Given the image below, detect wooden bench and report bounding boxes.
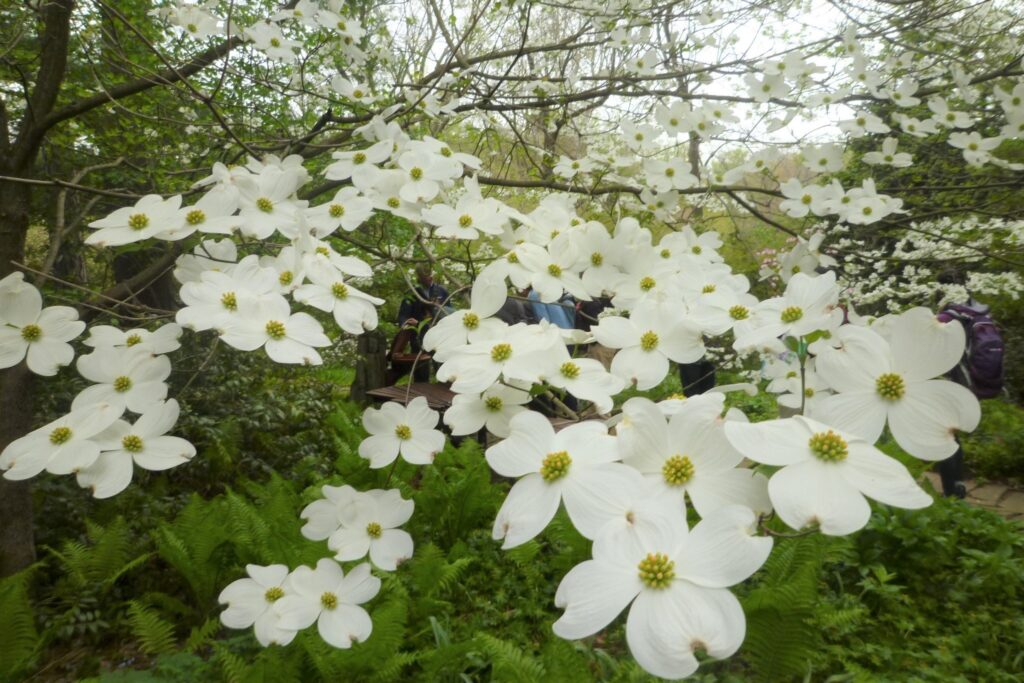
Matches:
[365,382,456,411]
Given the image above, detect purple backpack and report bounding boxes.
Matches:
[937,303,1005,399]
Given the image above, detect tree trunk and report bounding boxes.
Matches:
[0,178,38,577]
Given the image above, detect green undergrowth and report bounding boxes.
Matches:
[4,357,1023,682]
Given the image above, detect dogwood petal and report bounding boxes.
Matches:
[492,473,561,549]
[563,464,645,540]
[724,419,810,466]
[814,390,888,443]
[843,443,932,508]
[888,380,980,460]
[687,468,772,518]
[891,307,965,381]
[677,505,772,588]
[768,460,870,536]
[369,529,413,570]
[552,559,640,639]
[328,528,372,562]
[318,604,372,648]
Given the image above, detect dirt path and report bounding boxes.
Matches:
[922,471,1024,522]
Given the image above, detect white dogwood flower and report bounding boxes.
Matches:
[326,488,414,570]
[617,396,771,517]
[0,278,84,376]
[814,308,980,460]
[218,564,297,646]
[553,505,772,679]
[592,304,704,390]
[444,383,531,438]
[83,323,182,354]
[486,410,639,547]
[0,403,120,480]
[357,397,445,468]
[73,347,171,414]
[76,399,195,498]
[725,416,931,535]
[275,559,380,648]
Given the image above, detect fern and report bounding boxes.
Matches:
[741,534,832,681]
[127,601,177,655]
[214,643,252,683]
[475,633,547,682]
[184,617,221,653]
[369,651,420,682]
[0,566,40,679]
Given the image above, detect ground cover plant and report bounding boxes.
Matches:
[2,0,1024,680]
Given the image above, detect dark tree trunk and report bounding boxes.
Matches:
[0,179,38,577]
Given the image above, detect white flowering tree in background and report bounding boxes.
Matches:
[1,0,1023,677]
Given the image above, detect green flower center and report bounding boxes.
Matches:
[269,37,281,48]
[459,214,473,227]
[540,450,571,481]
[484,396,503,412]
[186,209,206,225]
[320,591,338,610]
[490,343,512,362]
[279,271,293,286]
[547,264,563,277]
[875,372,906,401]
[50,426,72,445]
[662,455,695,486]
[264,587,284,603]
[394,424,412,440]
[780,306,804,324]
[590,252,604,266]
[506,252,520,264]
[366,522,382,538]
[640,331,659,351]
[702,284,716,293]
[804,387,815,397]
[801,194,812,205]
[729,305,749,320]
[121,434,144,453]
[186,22,197,32]
[692,245,702,254]
[639,276,656,291]
[410,167,424,180]
[660,248,671,258]
[113,376,133,393]
[315,246,330,256]
[20,324,42,342]
[560,361,580,379]
[265,320,287,340]
[128,213,149,230]
[329,203,345,218]
[665,167,675,177]
[462,312,479,330]
[808,430,849,463]
[353,152,367,164]
[256,197,274,213]
[638,552,675,589]
[387,197,401,208]
[221,291,238,310]
[126,334,143,347]
[332,282,349,299]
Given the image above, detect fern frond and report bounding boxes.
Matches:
[369,651,420,682]
[475,633,546,683]
[127,601,177,655]
[0,566,40,679]
[214,643,251,683]
[184,617,221,653]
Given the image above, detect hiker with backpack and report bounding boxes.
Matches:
[935,271,1006,498]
